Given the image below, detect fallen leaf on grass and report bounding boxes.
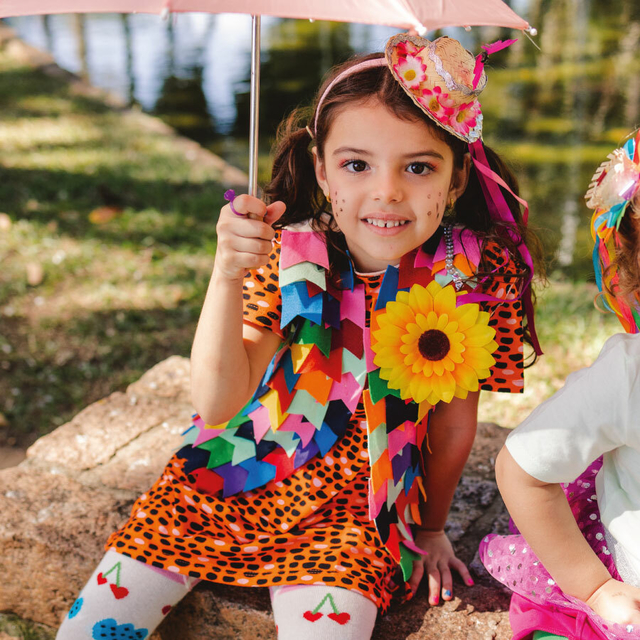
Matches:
[25,199,40,212]
[88,206,123,225]
[26,262,44,286]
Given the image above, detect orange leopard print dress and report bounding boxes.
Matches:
[106,234,525,613]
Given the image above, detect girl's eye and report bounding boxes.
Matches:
[407,162,434,175]
[343,160,368,173]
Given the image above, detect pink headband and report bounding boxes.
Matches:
[312,57,387,135]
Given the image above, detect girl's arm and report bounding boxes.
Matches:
[409,392,478,603]
[190,195,286,425]
[496,446,640,626]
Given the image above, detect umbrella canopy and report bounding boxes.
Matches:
[1,0,530,34]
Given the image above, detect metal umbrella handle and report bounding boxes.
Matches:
[248,14,261,198]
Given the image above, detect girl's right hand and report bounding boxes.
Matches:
[214,194,286,281]
[586,578,640,627]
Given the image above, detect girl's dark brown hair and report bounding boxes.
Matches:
[263,52,545,359]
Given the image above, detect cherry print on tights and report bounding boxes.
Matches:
[303,592,352,625]
[97,560,130,600]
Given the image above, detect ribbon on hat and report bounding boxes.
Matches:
[473,39,517,90]
[469,140,542,356]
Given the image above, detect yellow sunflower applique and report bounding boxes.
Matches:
[370,281,498,406]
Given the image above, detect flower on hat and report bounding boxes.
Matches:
[393,54,427,91]
[419,86,454,122]
[371,281,497,405]
[396,40,423,58]
[448,101,482,137]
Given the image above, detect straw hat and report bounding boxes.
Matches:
[385,34,486,143]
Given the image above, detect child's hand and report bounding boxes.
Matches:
[215,194,286,281]
[585,578,640,627]
[408,529,474,604]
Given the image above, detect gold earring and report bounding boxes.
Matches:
[445,198,456,215]
[326,193,331,204]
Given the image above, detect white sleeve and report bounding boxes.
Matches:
[505,334,636,483]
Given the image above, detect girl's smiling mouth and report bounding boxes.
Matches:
[363,216,411,232]
[364,218,409,227]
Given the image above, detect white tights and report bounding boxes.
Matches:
[56,551,378,640]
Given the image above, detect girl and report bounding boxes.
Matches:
[58,34,541,640]
[480,131,640,640]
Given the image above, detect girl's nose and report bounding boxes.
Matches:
[372,171,403,204]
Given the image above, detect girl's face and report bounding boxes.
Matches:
[314,99,470,273]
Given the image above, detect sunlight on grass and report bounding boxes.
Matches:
[0,41,626,452]
[479,281,620,429]
[0,53,225,446]
[0,613,55,640]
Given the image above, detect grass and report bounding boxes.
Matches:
[0,614,55,640]
[0,35,624,451]
[0,44,227,448]
[478,279,620,428]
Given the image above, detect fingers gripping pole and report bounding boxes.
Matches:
[249,15,261,197]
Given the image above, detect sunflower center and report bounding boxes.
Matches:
[418,329,450,361]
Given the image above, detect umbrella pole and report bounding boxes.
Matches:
[248,14,261,197]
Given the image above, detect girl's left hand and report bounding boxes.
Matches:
[408,529,474,604]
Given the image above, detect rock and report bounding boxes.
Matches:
[374,587,512,640]
[156,587,275,640]
[126,355,192,404]
[26,391,189,472]
[0,356,513,639]
[0,467,132,627]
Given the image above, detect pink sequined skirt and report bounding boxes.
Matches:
[480,458,640,640]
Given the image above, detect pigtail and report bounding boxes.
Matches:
[263,107,351,283]
[264,108,324,228]
[453,144,545,281]
[456,146,542,274]
[452,143,546,364]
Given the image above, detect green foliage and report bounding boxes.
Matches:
[0,614,55,640]
[479,280,620,428]
[0,50,226,447]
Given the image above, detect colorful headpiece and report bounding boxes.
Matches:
[586,130,640,333]
[311,33,541,354]
[386,34,485,143]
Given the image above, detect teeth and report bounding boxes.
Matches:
[365,219,407,228]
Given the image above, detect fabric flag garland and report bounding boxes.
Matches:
[177,222,509,577]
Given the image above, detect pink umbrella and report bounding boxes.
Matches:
[0,0,535,194]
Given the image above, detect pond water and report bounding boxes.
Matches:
[6,1,640,279]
